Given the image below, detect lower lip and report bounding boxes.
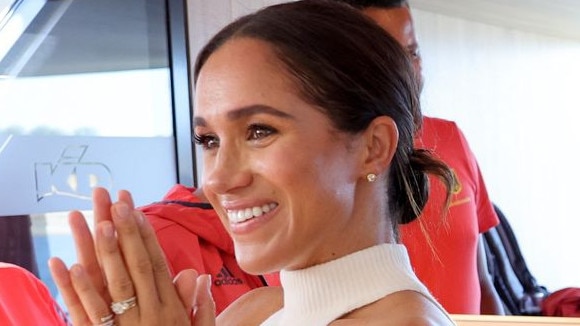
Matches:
[229,208,276,235]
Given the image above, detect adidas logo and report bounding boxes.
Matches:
[214,266,243,286]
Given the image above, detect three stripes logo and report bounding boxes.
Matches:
[214,266,243,286]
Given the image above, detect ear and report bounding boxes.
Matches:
[360,116,399,180]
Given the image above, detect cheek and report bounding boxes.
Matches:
[254,141,354,200]
[252,145,309,186]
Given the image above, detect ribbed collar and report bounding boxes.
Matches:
[261,244,432,325]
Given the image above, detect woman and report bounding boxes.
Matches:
[49,1,455,325]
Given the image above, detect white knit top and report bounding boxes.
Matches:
[260,243,451,325]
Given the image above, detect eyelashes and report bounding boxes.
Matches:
[193,123,279,150]
[193,133,219,150]
[247,123,276,140]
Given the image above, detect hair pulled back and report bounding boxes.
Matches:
[194,0,453,227]
[334,0,409,9]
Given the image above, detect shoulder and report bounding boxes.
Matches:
[419,116,473,161]
[0,263,54,304]
[0,263,38,287]
[333,290,454,326]
[217,286,283,326]
[0,264,68,325]
[422,116,458,129]
[421,116,463,140]
[140,192,218,234]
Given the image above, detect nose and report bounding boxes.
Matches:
[413,57,424,92]
[202,144,252,195]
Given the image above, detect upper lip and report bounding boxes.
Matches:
[220,197,276,211]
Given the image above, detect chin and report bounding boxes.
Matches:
[235,244,281,276]
[237,257,271,276]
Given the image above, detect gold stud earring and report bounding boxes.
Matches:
[366,173,377,183]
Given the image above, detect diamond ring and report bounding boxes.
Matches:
[110,296,138,315]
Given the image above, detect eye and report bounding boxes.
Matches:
[194,133,219,150]
[408,47,420,59]
[247,123,277,141]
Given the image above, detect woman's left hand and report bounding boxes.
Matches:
[49,188,216,325]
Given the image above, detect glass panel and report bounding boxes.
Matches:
[0,0,179,314]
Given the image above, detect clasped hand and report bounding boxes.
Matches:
[49,188,216,325]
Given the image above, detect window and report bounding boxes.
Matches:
[0,0,193,310]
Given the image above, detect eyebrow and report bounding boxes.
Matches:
[193,104,295,127]
[407,43,419,52]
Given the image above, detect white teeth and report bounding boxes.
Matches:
[262,204,270,213]
[252,207,263,217]
[227,203,277,223]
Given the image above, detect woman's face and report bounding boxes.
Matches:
[194,38,369,274]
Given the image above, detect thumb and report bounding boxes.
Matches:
[174,269,198,315]
[192,274,216,325]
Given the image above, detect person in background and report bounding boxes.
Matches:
[327,0,505,315]
[0,262,69,325]
[48,1,456,324]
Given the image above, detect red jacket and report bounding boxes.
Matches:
[0,263,69,325]
[139,185,266,314]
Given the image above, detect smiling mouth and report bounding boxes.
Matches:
[227,203,278,223]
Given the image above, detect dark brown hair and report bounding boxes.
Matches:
[193,0,452,231]
[330,0,409,9]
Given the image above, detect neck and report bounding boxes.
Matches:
[193,187,208,202]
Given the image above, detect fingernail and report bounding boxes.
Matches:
[71,264,84,277]
[114,203,130,219]
[135,211,144,225]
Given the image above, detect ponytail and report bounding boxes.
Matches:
[388,147,454,226]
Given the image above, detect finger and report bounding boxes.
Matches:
[174,269,199,315]
[69,211,108,298]
[48,258,92,326]
[95,219,140,320]
[117,189,135,210]
[192,274,216,325]
[134,209,177,304]
[69,263,115,325]
[108,203,160,313]
[92,187,113,283]
[93,187,113,225]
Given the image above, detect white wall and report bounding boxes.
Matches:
[186,0,580,292]
[414,9,580,291]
